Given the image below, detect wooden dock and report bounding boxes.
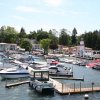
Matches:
[50,76,84,81]
[5,81,29,88]
[26,66,100,95]
[28,66,100,95]
[50,78,100,95]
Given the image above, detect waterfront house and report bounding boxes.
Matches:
[0,43,17,52]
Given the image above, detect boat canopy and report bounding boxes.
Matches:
[30,70,49,81]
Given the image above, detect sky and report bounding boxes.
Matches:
[0,0,100,35]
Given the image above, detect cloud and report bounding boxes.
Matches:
[15,6,41,13]
[12,15,27,21]
[43,0,63,7]
[47,9,88,17]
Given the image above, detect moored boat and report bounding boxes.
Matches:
[92,63,100,70]
[29,70,54,94]
[0,65,29,79]
[86,59,100,68]
[48,63,73,77]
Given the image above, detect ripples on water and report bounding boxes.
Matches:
[0,64,100,100]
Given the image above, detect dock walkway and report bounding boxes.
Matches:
[5,81,29,88]
[50,78,100,95]
[50,76,84,81]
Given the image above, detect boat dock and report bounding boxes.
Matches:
[50,78,100,95]
[5,66,100,95]
[28,66,100,95]
[5,81,29,88]
[50,76,84,81]
[5,78,100,95]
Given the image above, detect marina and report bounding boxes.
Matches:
[2,61,100,95]
[0,52,100,100]
[1,0,100,99]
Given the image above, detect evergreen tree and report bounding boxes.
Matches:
[19,27,26,38]
[71,28,77,45]
[59,29,70,46]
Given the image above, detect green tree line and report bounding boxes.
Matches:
[0,26,100,52]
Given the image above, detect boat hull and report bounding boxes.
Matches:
[35,86,54,94]
[92,65,100,70]
[29,82,54,94]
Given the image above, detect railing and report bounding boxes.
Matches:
[53,81,100,94]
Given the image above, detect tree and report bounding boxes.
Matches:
[49,34,58,52]
[59,29,70,46]
[51,29,58,36]
[5,33,18,43]
[79,30,100,50]
[19,27,26,38]
[36,29,49,42]
[40,39,51,55]
[71,28,77,45]
[20,39,32,52]
[28,31,37,39]
[0,26,18,43]
[0,26,6,42]
[95,36,100,50]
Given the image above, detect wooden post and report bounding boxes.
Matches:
[80,82,81,92]
[92,82,94,93]
[62,83,63,93]
[74,83,75,92]
[5,78,7,86]
[72,66,73,76]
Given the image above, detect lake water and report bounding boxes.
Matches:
[0,63,100,100]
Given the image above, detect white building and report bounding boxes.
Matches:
[32,44,42,51]
[0,43,17,52]
[76,39,85,57]
[0,43,8,52]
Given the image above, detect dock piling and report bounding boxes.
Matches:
[92,82,94,93]
[80,82,81,92]
[62,83,63,93]
[74,83,75,92]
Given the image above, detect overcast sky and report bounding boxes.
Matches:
[0,0,100,35]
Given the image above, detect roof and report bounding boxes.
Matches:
[31,69,49,73]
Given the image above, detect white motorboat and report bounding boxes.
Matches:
[29,70,54,94]
[48,63,73,76]
[0,65,29,79]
